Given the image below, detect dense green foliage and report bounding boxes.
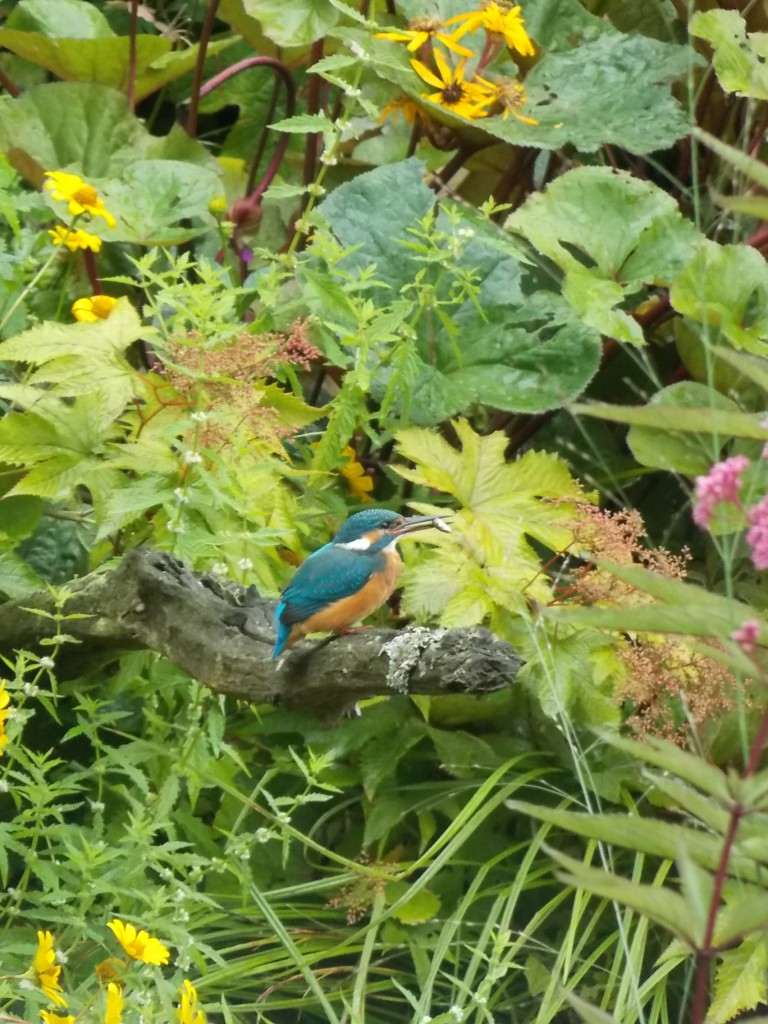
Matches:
[2,1,768,1022]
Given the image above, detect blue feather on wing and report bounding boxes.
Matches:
[271,545,384,657]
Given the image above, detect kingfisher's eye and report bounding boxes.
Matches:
[389,517,405,530]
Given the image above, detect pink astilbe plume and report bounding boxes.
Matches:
[747,495,768,569]
[692,455,750,529]
[732,619,761,654]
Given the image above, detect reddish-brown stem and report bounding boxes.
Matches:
[406,120,422,158]
[690,704,768,1024]
[127,0,139,112]
[186,0,221,137]
[246,75,283,195]
[0,64,20,98]
[82,250,101,294]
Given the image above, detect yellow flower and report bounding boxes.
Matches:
[33,931,67,1007]
[41,1013,75,1024]
[49,226,102,253]
[446,2,535,57]
[410,51,494,119]
[0,681,9,757]
[44,171,116,227]
[107,918,170,965]
[376,16,474,56]
[473,75,538,123]
[339,446,374,503]
[105,982,123,1024]
[378,95,427,126]
[72,295,118,322]
[208,195,228,215]
[176,980,205,1024]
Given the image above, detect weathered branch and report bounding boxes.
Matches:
[0,549,522,717]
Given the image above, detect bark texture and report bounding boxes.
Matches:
[0,548,522,716]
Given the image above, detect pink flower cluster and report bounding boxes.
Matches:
[693,454,768,572]
[692,455,749,529]
[731,619,761,654]
[747,496,768,570]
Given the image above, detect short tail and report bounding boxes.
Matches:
[272,603,291,659]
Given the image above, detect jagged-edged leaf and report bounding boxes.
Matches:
[546,846,701,947]
[606,734,732,804]
[0,299,144,363]
[714,889,768,948]
[690,9,768,100]
[506,800,761,881]
[708,935,768,1024]
[0,496,45,542]
[94,476,176,541]
[670,242,768,353]
[394,420,583,620]
[101,160,220,245]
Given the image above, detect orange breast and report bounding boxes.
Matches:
[289,549,402,643]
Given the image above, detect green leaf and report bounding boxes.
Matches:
[448,33,693,155]
[394,421,583,621]
[507,800,761,881]
[0,549,45,598]
[0,496,44,542]
[269,112,337,135]
[708,936,768,1024]
[101,160,221,245]
[625,382,742,475]
[690,9,768,100]
[575,399,768,441]
[241,0,339,46]
[693,128,768,192]
[0,82,215,182]
[385,881,442,925]
[319,157,435,293]
[546,845,701,947]
[670,242,768,353]
[506,167,701,343]
[8,0,114,38]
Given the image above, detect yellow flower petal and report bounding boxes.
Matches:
[105,982,124,1024]
[32,931,67,1007]
[72,295,118,323]
[49,226,102,253]
[176,979,206,1024]
[107,918,170,965]
[40,1013,75,1024]
[44,170,116,228]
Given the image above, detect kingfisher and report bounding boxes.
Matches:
[272,508,451,658]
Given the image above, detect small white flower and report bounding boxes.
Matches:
[22,682,39,696]
[184,450,203,464]
[345,86,362,99]
[0,779,9,793]
[320,152,338,166]
[169,522,186,534]
[237,557,254,571]
[38,656,55,670]
[89,800,106,813]
[349,41,365,57]
[173,487,189,504]
[18,979,33,991]
[450,1007,464,1022]
[457,227,475,240]
[190,410,209,423]
[210,562,228,577]
[255,828,272,844]
[55,949,68,965]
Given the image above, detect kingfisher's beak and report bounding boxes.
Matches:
[389,514,452,536]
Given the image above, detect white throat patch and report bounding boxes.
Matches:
[337,537,372,551]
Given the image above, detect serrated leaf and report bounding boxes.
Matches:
[708,936,768,1024]
[546,845,701,947]
[269,113,336,134]
[394,420,583,621]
